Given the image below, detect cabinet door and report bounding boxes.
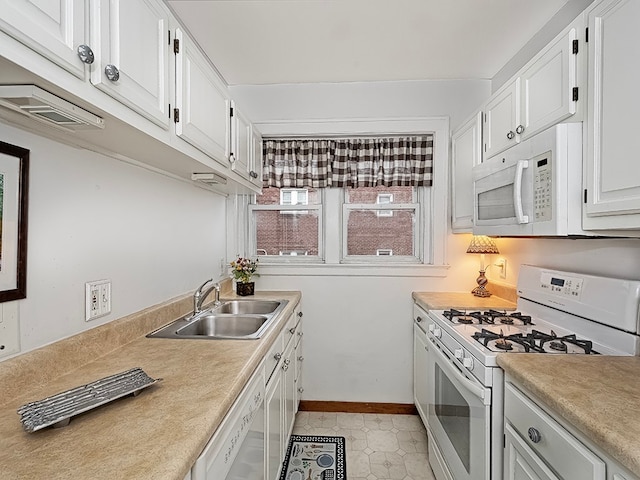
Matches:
[483,79,520,159]
[413,324,429,427]
[504,424,561,480]
[230,105,251,179]
[451,112,482,232]
[174,28,230,165]
[0,0,87,79]
[584,0,640,229]
[265,364,283,480]
[250,127,264,188]
[520,28,577,141]
[282,336,296,449]
[90,0,170,128]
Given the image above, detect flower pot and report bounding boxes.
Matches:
[236,281,255,296]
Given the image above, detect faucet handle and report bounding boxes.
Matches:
[195,278,214,295]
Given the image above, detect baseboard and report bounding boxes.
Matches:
[298,400,418,415]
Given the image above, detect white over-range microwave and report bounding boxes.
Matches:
[472,123,589,237]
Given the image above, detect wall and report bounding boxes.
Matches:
[230,80,490,404]
[0,122,227,357]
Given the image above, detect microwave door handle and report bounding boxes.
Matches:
[514,160,530,224]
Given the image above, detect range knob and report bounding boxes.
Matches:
[433,327,442,339]
[462,357,474,369]
[428,324,435,333]
[454,348,464,359]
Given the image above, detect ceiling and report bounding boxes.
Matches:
[167,0,571,86]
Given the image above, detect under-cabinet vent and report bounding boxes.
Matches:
[191,173,227,185]
[0,85,104,130]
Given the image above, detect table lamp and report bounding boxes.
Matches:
[466,235,499,297]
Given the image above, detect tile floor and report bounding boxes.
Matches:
[291,411,436,480]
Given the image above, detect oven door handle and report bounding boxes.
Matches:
[431,343,491,405]
[513,159,529,224]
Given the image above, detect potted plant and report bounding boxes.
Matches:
[230,256,259,296]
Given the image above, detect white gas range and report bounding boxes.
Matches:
[415,265,640,480]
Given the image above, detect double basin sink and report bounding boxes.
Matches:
[147,299,288,340]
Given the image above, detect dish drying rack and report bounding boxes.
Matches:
[17,367,160,432]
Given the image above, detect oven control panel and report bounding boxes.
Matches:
[539,272,583,298]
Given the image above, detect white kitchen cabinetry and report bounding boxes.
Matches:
[451,111,482,231]
[90,0,170,129]
[483,27,579,160]
[583,0,640,230]
[174,28,231,166]
[504,378,626,480]
[0,0,88,79]
[230,104,252,180]
[250,127,264,189]
[265,354,284,480]
[413,315,429,427]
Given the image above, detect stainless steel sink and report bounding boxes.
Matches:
[146,299,288,340]
[213,300,280,315]
[177,314,268,338]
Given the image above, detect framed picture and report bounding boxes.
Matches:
[0,141,29,302]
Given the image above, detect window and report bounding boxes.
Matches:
[343,186,419,262]
[250,188,322,260]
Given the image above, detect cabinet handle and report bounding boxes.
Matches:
[229,153,236,163]
[297,332,303,337]
[297,387,304,393]
[506,130,515,140]
[297,311,303,318]
[297,356,304,361]
[416,316,423,323]
[289,327,296,334]
[104,64,120,82]
[516,124,525,134]
[273,352,282,361]
[527,427,542,443]
[77,45,95,64]
[249,171,258,179]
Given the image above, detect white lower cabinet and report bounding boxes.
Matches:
[504,377,640,480]
[265,358,284,480]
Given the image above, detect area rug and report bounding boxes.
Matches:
[280,435,346,480]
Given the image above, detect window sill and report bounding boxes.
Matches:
[257,263,451,278]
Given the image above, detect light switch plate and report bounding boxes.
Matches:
[85,280,111,321]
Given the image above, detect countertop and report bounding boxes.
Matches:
[499,355,640,477]
[412,291,517,311]
[0,290,301,480]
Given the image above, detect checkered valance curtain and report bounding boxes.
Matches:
[262,135,433,188]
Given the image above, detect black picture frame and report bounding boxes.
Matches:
[0,141,29,302]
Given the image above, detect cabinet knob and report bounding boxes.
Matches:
[273,352,282,361]
[507,130,516,140]
[289,327,296,334]
[229,153,236,163]
[516,124,525,134]
[297,331,303,337]
[527,427,542,443]
[416,316,423,323]
[297,387,304,393]
[77,45,95,64]
[297,356,304,362]
[250,171,258,179]
[297,311,303,318]
[104,64,120,82]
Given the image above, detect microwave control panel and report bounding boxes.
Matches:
[533,154,552,222]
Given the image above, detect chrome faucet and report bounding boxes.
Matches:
[193,279,221,316]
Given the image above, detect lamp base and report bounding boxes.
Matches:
[471,269,492,297]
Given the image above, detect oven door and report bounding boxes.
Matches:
[427,341,492,480]
[473,154,534,236]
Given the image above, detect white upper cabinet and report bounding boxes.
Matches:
[90,0,170,129]
[230,104,252,180]
[483,26,579,160]
[451,111,482,232]
[583,0,640,230]
[174,28,230,166]
[0,0,88,79]
[250,127,264,189]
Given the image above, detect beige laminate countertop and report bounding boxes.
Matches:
[412,292,516,311]
[499,355,640,477]
[0,290,301,480]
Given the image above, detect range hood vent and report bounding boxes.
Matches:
[191,172,227,185]
[0,85,104,130]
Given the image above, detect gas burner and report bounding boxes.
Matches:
[483,310,534,326]
[472,329,544,353]
[442,309,494,324]
[530,330,596,354]
[456,316,475,324]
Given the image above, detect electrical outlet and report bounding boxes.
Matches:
[495,258,507,279]
[219,257,227,277]
[85,280,111,321]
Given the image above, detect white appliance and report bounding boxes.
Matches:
[420,265,640,480]
[473,123,587,236]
